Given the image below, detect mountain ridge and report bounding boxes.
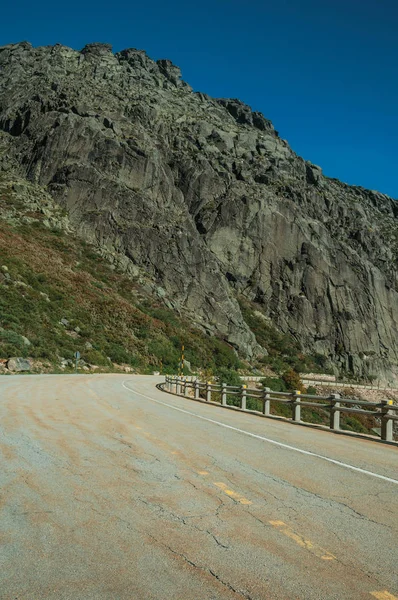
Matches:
[1,41,397,382]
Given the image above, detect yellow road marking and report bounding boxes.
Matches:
[214,482,252,505]
[197,470,209,475]
[371,592,398,600]
[269,520,335,560]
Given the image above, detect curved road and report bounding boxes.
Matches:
[0,374,397,600]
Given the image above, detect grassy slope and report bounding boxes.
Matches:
[0,176,241,374]
[0,219,245,373]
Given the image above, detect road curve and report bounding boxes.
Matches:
[0,374,397,600]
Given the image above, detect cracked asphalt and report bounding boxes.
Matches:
[0,374,397,600]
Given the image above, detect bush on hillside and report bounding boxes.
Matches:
[213,367,241,386]
[210,338,241,370]
[259,376,288,392]
[282,369,305,392]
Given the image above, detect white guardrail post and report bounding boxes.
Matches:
[194,379,200,399]
[221,383,227,406]
[176,377,181,395]
[206,381,212,402]
[293,391,301,422]
[381,400,393,442]
[263,387,271,416]
[183,377,187,396]
[330,394,341,431]
[241,385,247,410]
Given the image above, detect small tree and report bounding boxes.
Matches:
[282,369,305,392]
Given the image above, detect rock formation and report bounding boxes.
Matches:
[1,41,397,381]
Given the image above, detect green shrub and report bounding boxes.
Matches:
[341,416,368,434]
[148,308,180,328]
[260,376,288,392]
[239,299,299,357]
[301,408,325,424]
[311,353,330,371]
[0,329,25,348]
[212,368,241,407]
[84,350,110,366]
[106,344,131,364]
[148,338,180,369]
[0,343,25,358]
[214,367,241,386]
[271,401,292,419]
[210,338,240,370]
[282,369,305,392]
[30,346,57,361]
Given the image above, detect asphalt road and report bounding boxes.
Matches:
[0,374,397,600]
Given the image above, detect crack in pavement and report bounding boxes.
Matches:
[232,459,393,530]
[146,531,255,599]
[137,496,231,549]
[245,509,384,588]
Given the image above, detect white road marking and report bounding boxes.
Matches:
[121,381,398,486]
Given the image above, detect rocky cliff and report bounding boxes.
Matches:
[1,41,397,381]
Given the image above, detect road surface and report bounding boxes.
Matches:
[0,374,397,600]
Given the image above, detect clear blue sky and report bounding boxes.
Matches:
[1,0,397,198]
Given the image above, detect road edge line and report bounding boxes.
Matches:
[121,381,398,486]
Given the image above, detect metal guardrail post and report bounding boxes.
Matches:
[381,400,393,442]
[241,385,247,410]
[221,383,227,406]
[330,394,341,430]
[183,377,187,396]
[293,391,301,422]
[206,382,212,402]
[263,387,271,416]
[176,377,181,395]
[194,380,200,399]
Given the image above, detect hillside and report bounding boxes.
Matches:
[1,173,326,376]
[0,42,397,381]
[0,174,241,374]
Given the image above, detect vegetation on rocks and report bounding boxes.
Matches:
[0,178,243,374]
[0,175,321,378]
[239,298,332,375]
[1,42,398,383]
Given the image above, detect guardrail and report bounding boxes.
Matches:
[161,376,398,443]
[241,375,398,392]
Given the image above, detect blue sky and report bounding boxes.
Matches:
[1,0,397,197]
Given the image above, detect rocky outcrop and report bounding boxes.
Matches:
[0,41,397,381]
[7,357,31,372]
